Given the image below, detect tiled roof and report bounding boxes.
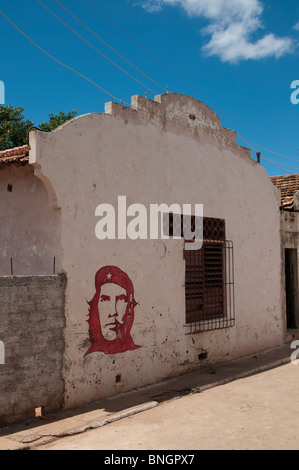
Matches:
[0,145,30,165]
[270,174,299,210]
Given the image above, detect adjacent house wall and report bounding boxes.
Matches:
[281,211,299,248]
[25,93,283,409]
[0,275,66,425]
[280,211,299,332]
[0,164,61,276]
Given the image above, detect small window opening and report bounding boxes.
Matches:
[35,406,44,417]
[198,352,208,360]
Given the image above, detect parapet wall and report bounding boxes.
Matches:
[105,93,251,160]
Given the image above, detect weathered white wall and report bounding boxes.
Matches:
[0,164,61,275]
[29,93,283,409]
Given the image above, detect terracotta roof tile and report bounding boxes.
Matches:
[0,145,30,165]
[270,174,299,210]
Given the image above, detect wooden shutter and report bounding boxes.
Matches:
[203,242,225,319]
[184,248,204,323]
[184,217,226,324]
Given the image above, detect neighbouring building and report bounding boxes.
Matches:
[271,174,299,334]
[0,93,285,424]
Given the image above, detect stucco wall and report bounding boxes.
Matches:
[281,211,299,248]
[0,164,61,276]
[29,93,283,409]
[0,275,66,425]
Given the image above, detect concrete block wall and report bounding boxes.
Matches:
[0,274,66,425]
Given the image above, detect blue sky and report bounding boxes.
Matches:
[1,0,299,176]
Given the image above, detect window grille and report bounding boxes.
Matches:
[184,239,235,333]
[164,213,235,333]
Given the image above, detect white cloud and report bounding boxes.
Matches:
[142,0,294,62]
[293,22,299,31]
[142,0,164,12]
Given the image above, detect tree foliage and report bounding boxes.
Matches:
[0,105,77,150]
[0,105,33,151]
[38,110,77,132]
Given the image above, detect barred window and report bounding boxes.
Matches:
[165,213,235,332]
[183,217,234,333]
[184,240,225,322]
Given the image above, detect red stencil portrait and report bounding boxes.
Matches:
[85,265,141,356]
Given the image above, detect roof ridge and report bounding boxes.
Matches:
[0,144,30,158]
[0,144,30,166]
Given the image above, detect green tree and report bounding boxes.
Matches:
[0,106,77,150]
[38,110,77,132]
[0,105,33,150]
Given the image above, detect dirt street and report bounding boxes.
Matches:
[36,362,299,450]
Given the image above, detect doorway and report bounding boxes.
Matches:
[285,249,299,329]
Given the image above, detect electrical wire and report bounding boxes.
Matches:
[87,0,179,77]
[237,134,299,163]
[237,133,299,167]
[262,156,297,174]
[54,0,166,93]
[87,0,299,154]
[0,8,130,106]
[238,134,299,173]
[1,7,297,176]
[35,0,157,95]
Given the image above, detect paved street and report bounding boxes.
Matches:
[36,362,299,450]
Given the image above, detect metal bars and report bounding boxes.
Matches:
[184,239,235,334]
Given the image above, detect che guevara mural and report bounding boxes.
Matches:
[84,266,141,356]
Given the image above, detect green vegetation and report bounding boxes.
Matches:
[0,105,77,150]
